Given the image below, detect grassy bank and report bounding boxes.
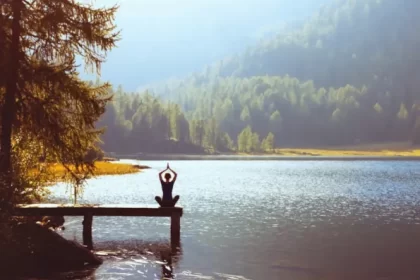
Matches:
[256,142,420,157]
[47,161,144,181]
[270,148,420,157]
[234,143,420,157]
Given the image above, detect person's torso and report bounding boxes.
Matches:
[161,181,174,200]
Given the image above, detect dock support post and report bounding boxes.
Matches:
[170,211,181,248]
[82,213,93,250]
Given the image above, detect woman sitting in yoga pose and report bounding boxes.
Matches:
[155,163,180,207]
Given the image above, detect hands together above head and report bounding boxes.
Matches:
[160,163,177,175]
[166,163,177,176]
[166,162,175,172]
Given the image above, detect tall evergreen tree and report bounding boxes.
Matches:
[0,0,119,207]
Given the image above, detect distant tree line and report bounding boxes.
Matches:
[96,85,207,154]
[152,76,413,149]
[98,75,414,154]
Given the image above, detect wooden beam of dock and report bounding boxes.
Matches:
[14,204,183,250]
[14,204,183,217]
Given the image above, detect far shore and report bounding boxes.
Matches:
[110,143,420,161]
[116,154,420,161]
[131,155,420,161]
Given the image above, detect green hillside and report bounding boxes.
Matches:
[98,0,420,153]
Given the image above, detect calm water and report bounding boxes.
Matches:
[46,160,420,280]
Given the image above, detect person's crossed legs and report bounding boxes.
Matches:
[155,195,180,207]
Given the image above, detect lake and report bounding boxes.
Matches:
[47,160,420,280]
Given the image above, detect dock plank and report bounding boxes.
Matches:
[14,204,183,217]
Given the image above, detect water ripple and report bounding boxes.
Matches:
[46,160,420,280]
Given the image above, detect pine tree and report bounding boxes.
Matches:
[251,133,260,152]
[397,103,408,120]
[220,133,234,151]
[0,0,119,206]
[237,126,253,152]
[261,132,275,152]
[240,106,251,122]
[169,104,181,140]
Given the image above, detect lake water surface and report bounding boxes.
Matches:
[48,160,420,280]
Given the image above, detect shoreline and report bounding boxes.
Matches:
[118,154,420,161]
[112,144,420,161]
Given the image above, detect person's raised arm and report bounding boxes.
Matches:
[159,169,166,182]
[169,167,177,182]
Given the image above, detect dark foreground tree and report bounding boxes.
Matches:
[0,0,119,210]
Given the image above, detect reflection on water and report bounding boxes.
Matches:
[44,240,182,280]
[41,160,420,279]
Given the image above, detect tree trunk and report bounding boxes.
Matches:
[0,0,22,209]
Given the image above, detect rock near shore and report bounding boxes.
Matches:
[0,221,102,277]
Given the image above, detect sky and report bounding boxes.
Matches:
[80,0,332,90]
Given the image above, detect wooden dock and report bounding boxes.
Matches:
[14,204,183,250]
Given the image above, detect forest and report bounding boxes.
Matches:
[97,0,420,154]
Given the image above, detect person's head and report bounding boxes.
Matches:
[164,173,172,182]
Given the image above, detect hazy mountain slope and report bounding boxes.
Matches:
[213,0,420,90]
[97,0,420,153]
[79,0,331,90]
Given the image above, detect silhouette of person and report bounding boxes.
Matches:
[155,163,180,207]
